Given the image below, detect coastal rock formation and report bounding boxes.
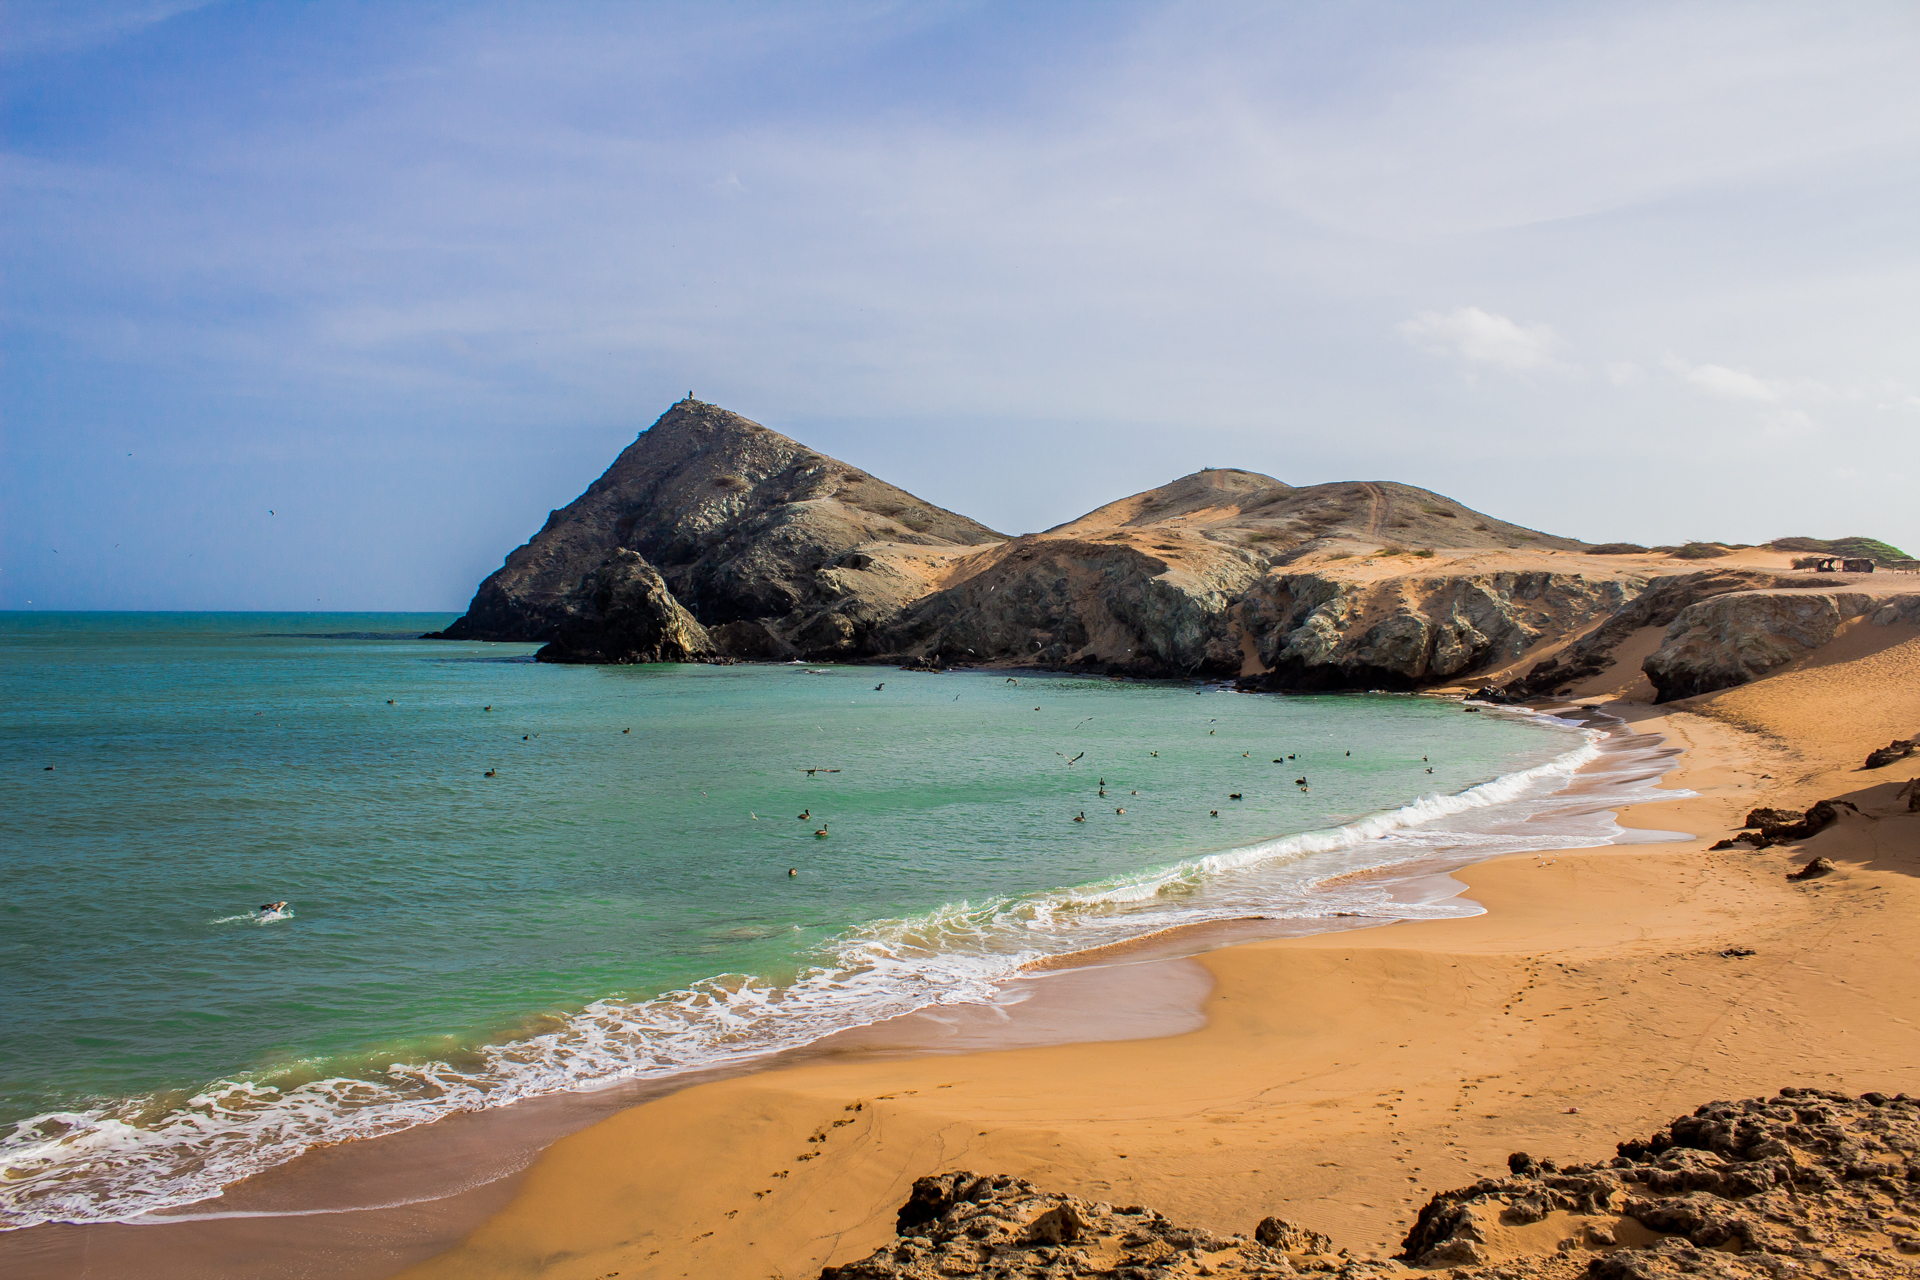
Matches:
[881,469,1601,680]
[1707,799,1845,850]
[817,1170,1347,1279]
[1502,570,1792,699]
[1865,737,1917,770]
[1238,571,1634,691]
[533,550,715,665]
[434,399,1004,657]
[1400,1088,1920,1278]
[824,1091,1920,1280]
[1643,592,1920,702]
[877,535,1265,677]
[436,397,1912,693]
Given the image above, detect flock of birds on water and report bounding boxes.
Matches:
[177,669,1445,916]
[425,670,1445,886]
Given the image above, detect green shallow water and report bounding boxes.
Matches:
[0,612,1591,1225]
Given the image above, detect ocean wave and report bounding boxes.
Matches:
[0,713,1667,1230]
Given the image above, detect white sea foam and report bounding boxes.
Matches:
[0,710,1680,1230]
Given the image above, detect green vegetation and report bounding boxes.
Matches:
[1769,535,1911,565]
[1671,542,1732,560]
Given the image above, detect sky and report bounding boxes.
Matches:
[4,0,1918,610]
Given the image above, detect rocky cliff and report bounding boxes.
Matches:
[1643,590,1920,702]
[874,468,1608,681]
[438,398,1908,695]
[435,399,1004,656]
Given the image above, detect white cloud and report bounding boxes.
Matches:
[1399,307,1565,372]
[1681,362,1782,402]
[1761,408,1818,438]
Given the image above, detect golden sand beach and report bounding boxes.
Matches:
[394,619,1920,1277]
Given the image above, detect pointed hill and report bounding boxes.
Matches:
[438,399,1005,653]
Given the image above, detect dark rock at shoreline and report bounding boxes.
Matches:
[1865,737,1917,769]
[1708,799,1846,850]
[532,549,715,665]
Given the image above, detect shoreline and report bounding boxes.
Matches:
[380,632,1916,1278]
[0,706,1690,1278]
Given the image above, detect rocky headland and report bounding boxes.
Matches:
[436,399,1916,702]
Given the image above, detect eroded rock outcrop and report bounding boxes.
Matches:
[533,549,715,665]
[1643,592,1920,702]
[1503,570,1793,699]
[818,1170,1347,1279]
[816,1091,1920,1279]
[1865,738,1918,770]
[1706,799,1847,850]
[1400,1089,1920,1278]
[877,537,1264,677]
[1239,572,1634,692]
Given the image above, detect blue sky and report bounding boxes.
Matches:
[4,0,1918,609]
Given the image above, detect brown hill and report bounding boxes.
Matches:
[438,398,1912,697]
[436,399,1004,656]
[1046,468,1581,556]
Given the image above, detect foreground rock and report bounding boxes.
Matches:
[818,1170,1348,1279]
[825,1091,1919,1279]
[1865,737,1918,770]
[1401,1088,1920,1277]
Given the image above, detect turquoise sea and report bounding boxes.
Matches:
[0,613,1636,1228]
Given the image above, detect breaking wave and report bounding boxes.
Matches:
[0,709,1675,1230]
